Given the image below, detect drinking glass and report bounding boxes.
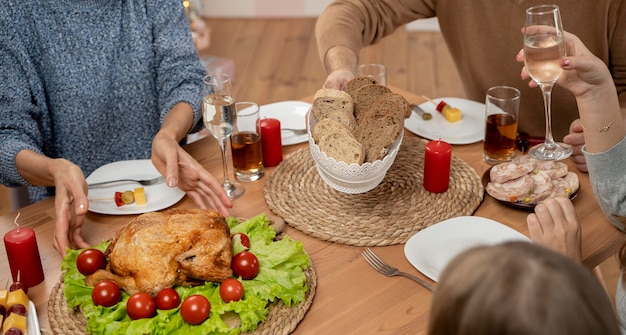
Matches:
[231,102,264,182]
[523,4,571,160]
[483,86,521,164]
[202,73,245,199]
[357,63,387,86]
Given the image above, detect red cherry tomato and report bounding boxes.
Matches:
[219,278,244,302]
[77,249,107,276]
[126,292,156,320]
[231,233,250,248]
[91,280,122,307]
[232,251,259,280]
[180,295,211,325]
[114,192,124,207]
[156,288,181,310]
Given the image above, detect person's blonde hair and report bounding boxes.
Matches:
[428,241,619,335]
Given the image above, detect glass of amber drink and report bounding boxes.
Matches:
[483,86,521,164]
[231,102,264,181]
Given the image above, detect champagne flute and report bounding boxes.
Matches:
[202,73,245,199]
[523,4,571,160]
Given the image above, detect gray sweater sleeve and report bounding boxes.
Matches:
[583,136,626,231]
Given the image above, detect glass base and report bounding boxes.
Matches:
[483,152,515,165]
[223,180,245,200]
[528,142,572,161]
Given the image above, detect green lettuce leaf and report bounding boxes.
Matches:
[61,213,309,335]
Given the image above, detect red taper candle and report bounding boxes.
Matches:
[4,218,45,288]
[257,118,283,167]
[423,139,452,193]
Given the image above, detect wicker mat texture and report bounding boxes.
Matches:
[264,137,484,246]
[48,256,316,335]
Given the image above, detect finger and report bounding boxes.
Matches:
[527,213,544,241]
[533,202,555,233]
[54,203,71,257]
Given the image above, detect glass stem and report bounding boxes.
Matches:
[540,83,556,149]
[219,136,231,184]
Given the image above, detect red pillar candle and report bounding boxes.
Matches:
[423,139,452,193]
[4,227,45,288]
[257,118,283,167]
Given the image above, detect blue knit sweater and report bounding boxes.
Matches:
[0,0,205,203]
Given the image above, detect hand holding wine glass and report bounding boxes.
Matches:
[202,73,245,199]
[523,4,572,161]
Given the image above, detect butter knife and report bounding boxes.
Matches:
[411,104,432,120]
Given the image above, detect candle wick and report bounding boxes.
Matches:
[13,212,21,230]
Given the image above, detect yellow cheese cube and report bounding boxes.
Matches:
[443,107,462,122]
[0,289,8,309]
[2,312,27,333]
[6,289,29,313]
[134,187,147,205]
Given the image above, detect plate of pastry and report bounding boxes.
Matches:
[482,155,579,210]
[404,216,530,282]
[404,97,485,145]
[259,100,311,146]
[86,160,185,215]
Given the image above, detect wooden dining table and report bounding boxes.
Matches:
[1,87,624,335]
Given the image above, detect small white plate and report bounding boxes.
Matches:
[404,216,530,282]
[404,97,485,145]
[259,100,311,146]
[28,300,40,335]
[86,160,185,215]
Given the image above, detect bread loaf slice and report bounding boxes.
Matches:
[353,112,402,162]
[311,88,357,130]
[351,84,392,115]
[312,118,350,143]
[345,77,378,97]
[318,128,365,165]
[356,92,411,125]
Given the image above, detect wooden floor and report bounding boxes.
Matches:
[0,17,620,305]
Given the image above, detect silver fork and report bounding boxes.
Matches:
[87,176,165,189]
[362,248,434,292]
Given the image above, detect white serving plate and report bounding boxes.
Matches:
[404,97,485,145]
[404,216,530,281]
[86,160,185,215]
[259,100,311,146]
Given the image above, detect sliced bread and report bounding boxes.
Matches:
[317,128,366,165]
[353,112,402,162]
[356,92,410,125]
[345,76,379,97]
[311,88,357,130]
[312,118,350,143]
[351,84,392,115]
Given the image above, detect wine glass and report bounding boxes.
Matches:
[202,73,245,199]
[523,4,571,160]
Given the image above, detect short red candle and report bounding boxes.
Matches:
[257,118,283,167]
[4,227,45,288]
[423,139,452,193]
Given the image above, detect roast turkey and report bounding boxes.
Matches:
[85,208,233,296]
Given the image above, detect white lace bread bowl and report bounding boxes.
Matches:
[307,111,403,194]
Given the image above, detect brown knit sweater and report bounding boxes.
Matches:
[316,0,626,139]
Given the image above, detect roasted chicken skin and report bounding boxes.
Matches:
[86,209,233,296]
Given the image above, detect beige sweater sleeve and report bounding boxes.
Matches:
[314,0,434,71]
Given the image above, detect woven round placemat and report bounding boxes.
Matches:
[264,137,484,246]
[47,259,316,335]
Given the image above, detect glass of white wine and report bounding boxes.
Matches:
[202,73,245,199]
[523,4,571,161]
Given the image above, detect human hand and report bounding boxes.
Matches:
[517,30,610,96]
[563,119,588,172]
[323,69,355,91]
[527,197,582,262]
[151,132,232,217]
[51,160,91,257]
